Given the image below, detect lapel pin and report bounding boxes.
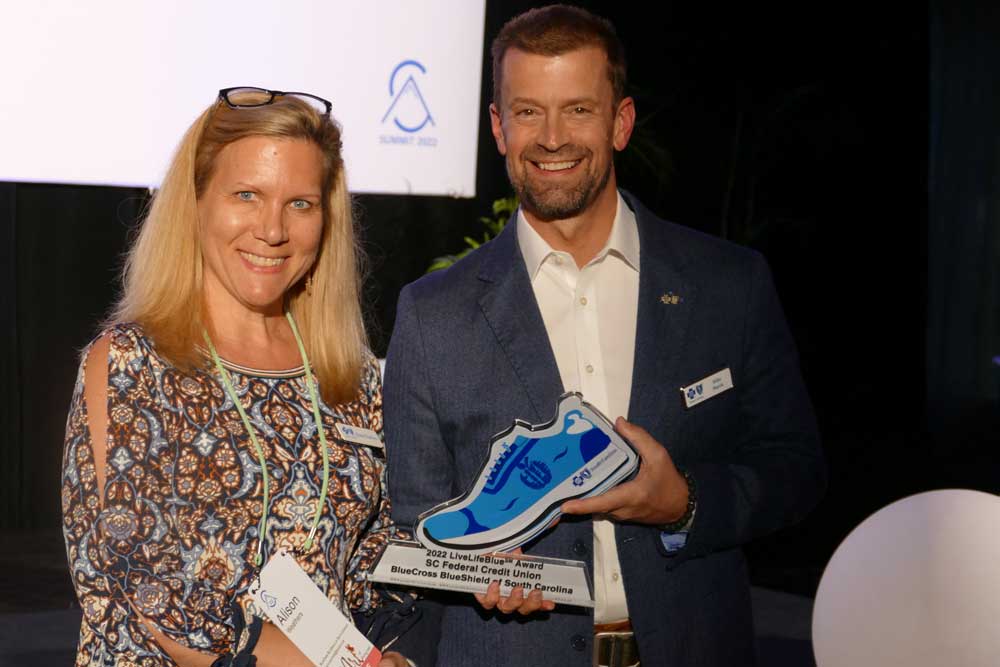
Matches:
[660,292,682,305]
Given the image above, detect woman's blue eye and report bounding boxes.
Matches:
[237,191,255,201]
[290,200,312,210]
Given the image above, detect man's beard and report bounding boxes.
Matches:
[507,152,611,222]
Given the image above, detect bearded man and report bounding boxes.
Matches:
[384,5,826,666]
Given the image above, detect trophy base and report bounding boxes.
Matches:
[370,539,594,608]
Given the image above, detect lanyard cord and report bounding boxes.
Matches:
[202,311,330,567]
[286,312,331,554]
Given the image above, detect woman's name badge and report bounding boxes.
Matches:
[253,550,381,667]
[336,422,384,449]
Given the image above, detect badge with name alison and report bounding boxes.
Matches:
[253,550,381,667]
[370,392,638,608]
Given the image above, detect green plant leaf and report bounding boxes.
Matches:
[425,195,519,274]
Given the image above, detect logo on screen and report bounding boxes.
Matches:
[382,60,435,133]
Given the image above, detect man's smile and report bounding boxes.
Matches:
[532,159,583,172]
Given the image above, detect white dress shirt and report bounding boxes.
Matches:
[516,192,639,623]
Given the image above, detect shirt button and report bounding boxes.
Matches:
[571,634,587,652]
[585,364,594,374]
[612,572,620,582]
[579,296,588,306]
[571,540,588,557]
[553,255,563,265]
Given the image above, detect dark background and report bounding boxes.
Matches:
[2,0,997,613]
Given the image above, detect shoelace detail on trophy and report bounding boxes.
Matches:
[485,440,523,490]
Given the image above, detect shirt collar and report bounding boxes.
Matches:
[516,191,640,280]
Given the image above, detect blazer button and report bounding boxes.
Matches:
[571,634,587,652]
[572,540,588,557]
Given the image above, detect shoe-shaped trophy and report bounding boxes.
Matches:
[416,392,639,554]
[371,392,638,607]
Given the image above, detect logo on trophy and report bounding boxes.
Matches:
[371,393,639,607]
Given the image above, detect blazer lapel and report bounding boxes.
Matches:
[624,193,697,435]
[477,218,563,422]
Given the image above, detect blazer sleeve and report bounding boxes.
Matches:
[668,252,827,565]
[382,284,447,666]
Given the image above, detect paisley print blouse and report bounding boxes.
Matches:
[61,324,399,666]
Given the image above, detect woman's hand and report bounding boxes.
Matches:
[250,622,313,667]
[142,618,313,667]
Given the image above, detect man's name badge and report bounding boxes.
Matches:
[253,549,381,667]
[336,422,383,449]
[370,539,594,607]
[680,368,734,408]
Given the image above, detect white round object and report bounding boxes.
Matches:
[813,489,1000,666]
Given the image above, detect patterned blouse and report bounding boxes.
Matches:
[62,323,400,666]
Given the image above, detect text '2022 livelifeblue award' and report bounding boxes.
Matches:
[370,392,639,607]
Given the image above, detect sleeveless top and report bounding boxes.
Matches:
[61,323,400,666]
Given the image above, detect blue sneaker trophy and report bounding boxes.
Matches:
[415,392,639,555]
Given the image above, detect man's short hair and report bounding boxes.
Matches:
[491,4,627,107]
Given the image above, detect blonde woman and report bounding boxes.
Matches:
[61,88,412,667]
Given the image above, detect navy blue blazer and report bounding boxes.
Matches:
[383,192,826,666]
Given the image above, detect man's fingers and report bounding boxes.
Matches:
[516,589,544,616]
[475,580,501,610]
[615,417,660,460]
[478,581,556,615]
[562,483,632,516]
[498,586,525,614]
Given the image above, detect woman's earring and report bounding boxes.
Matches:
[305,273,314,297]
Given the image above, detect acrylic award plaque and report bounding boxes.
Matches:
[370,539,595,607]
[370,392,638,608]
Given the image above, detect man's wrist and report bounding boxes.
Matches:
[660,470,696,533]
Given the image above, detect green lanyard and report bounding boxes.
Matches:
[202,312,331,567]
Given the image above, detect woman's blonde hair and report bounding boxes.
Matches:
[110,93,367,405]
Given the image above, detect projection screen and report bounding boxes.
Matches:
[0,0,486,196]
